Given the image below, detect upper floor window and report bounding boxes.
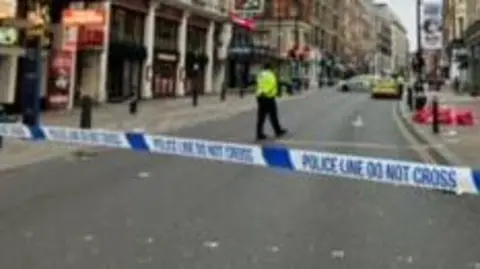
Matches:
[110,7,144,44]
[187,26,206,52]
[457,16,464,37]
[110,8,125,41]
[155,18,177,50]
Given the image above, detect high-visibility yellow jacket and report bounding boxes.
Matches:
[256,70,278,98]
[396,76,405,85]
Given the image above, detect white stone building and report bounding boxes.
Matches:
[0,0,233,111]
[390,15,409,72]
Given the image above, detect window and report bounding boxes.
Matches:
[264,0,273,18]
[156,19,178,50]
[110,8,144,44]
[187,26,206,53]
[110,8,125,41]
[124,11,144,44]
[133,14,145,43]
[457,16,464,37]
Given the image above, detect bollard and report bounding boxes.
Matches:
[0,105,4,149]
[432,94,440,134]
[22,108,37,126]
[192,87,198,107]
[220,85,227,101]
[129,98,138,115]
[79,95,92,129]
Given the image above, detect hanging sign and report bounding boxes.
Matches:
[421,2,443,50]
[48,50,74,109]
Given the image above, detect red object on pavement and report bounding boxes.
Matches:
[412,106,477,126]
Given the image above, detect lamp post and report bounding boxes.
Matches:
[292,0,300,91]
[416,0,422,75]
[277,4,282,76]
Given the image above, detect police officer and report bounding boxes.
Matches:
[396,73,405,98]
[256,63,287,141]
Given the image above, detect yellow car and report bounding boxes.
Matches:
[371,78,400,99]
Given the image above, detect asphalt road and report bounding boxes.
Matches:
[1,89,480,269]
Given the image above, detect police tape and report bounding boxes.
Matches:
[0,123,479,195]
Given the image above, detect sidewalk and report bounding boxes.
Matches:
[398,87,480,168]
[0,91,314,171]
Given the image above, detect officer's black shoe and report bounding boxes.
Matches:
[256,134,268,141]
[275,129,288,138]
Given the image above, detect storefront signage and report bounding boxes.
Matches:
[0,26,17,45]
[62,9,105,26]
[156,53,177,62]
[48,51,73,109]
[421,1,442,50]
[0,0,16,19]
[78,26,104,48]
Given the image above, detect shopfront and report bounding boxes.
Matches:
[227,26,253,89]
[465,20,480,92]
[152,49,178,97]
[0,23,21,109]
[185,15,209,95]
[11,0,51,113]
[107,3,147,102]
[152,4,181,97]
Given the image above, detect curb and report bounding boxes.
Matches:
[395,101,463,166]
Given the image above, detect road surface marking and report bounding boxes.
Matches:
[203,241,219,248]
[137,171,150,179]
[392,104,436,163]
[331,250,345,259]
[352,115,364,127]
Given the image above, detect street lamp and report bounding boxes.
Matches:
[291,0,300,91]
[416,0,423,76]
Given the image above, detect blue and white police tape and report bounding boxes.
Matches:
[1,123,479,195]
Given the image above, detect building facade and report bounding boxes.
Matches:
[344,0,374,71]
[442,0,469,81]
[462,0,480,90]
[373,3,392,74]
[359,0,376,72]
[0,0,233,111]
[316,0,342,58]
[391,16,409,73]
[243,0,318,86]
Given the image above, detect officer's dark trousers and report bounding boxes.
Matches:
[256,96,282,137]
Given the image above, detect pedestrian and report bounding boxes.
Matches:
[255,62,288,141]
[396,73,405,98]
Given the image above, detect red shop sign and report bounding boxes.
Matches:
[77,26,104,48]
[48,50,74,109]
